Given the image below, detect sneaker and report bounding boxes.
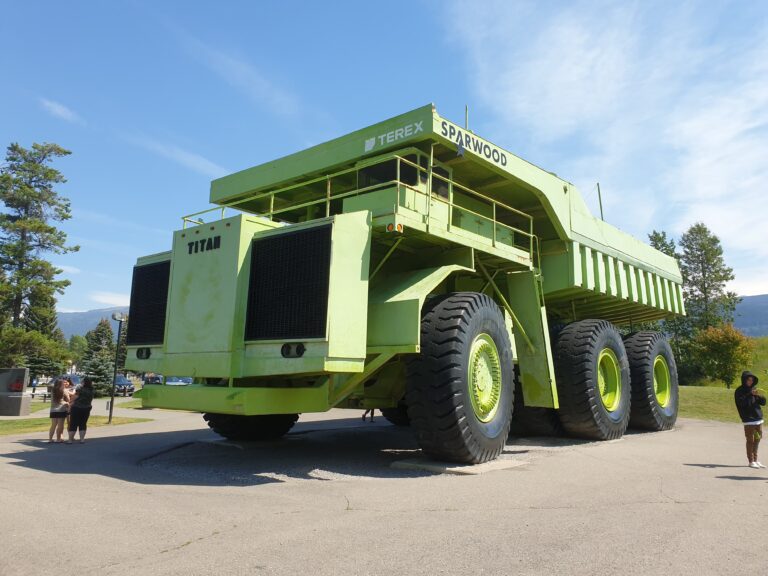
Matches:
[749,462,760,468]
[757,462,766,468]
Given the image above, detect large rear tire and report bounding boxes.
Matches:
[406,292,514,464]
[624,331,679,431]
[203,413,299,440]
[554,319,630,440]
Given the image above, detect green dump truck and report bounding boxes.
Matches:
[127,104,682,463]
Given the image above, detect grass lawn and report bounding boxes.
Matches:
[117,399,145,409]
[0,416,152,436]
[679,386,740,423]
[29,400,52,414]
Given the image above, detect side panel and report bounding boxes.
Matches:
[327,211,372,359]
[505,271,558,409]
[165,219,245,356]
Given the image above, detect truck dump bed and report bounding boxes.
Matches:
[209,103,682,325]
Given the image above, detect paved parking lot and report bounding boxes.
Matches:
[1,406,766,576]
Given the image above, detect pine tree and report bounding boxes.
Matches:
[116,317,128,372]
[0,142,78,326]
[679,223,740,331]
[81,319,115,394]
[22,286,59,337]
[649,224,742,385]
[648,230,677,259]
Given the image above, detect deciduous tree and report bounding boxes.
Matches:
[693,325,754,388]
[68,334,88,368]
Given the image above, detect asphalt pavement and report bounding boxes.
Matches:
[1,405,765,576]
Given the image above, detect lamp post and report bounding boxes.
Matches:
[109,312,127,424]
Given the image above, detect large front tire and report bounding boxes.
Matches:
[554,319,630,440]
[406,292,514,464]
[624,331,679,430]
[203,413,299,440]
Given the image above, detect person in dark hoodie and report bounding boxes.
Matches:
[735,370,766,468]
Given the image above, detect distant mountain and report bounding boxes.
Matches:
[734,294,768,337]
[57,306,129,340]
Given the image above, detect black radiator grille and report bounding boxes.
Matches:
[126,260,171,345]
[245,225,332,341]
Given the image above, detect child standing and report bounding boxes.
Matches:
[735,370,766,468]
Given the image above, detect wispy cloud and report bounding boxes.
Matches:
[127,135,228,179]
[55,264,81,274]
[39,98,85,124]
[445,1,768,295]
[90,291,130,307]
[68,235,145,259]
[73,209,169,239]
[180,34,300,117]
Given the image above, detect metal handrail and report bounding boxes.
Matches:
[179,153,538,260]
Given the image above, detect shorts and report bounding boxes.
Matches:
[49,411,67,419]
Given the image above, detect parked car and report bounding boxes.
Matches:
[165,376,193,386]
[144,374,163,385]
[114,375,135,396]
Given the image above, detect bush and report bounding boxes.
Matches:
[692,324,754,389]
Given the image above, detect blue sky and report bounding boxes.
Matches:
[1,1,767,311]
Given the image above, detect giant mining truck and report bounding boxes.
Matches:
[127,104,683,464]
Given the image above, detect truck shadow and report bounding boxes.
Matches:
[1,419,418,486]
[4,417,601,486]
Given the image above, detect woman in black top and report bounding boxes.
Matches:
[67,376,95,444]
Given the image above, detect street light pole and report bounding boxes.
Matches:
[109,312,127,424]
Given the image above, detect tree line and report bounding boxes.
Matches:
[649,225,751,388]
[0,142,124,395]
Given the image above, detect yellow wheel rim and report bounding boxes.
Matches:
[653,355,671,407]
[597,348,621,412]
[468,333,502,423]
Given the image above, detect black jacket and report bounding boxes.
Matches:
[735,371,765,423]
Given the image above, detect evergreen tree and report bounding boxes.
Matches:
[679,222,740,331]
[0,142,78,326]
[648,230,677,259]
[116,317,128,372]
[81,319,115,394]
[22,286,59,337]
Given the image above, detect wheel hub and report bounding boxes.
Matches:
[597,348,621,412]
[653,355,671,407]
[468,333,502,422]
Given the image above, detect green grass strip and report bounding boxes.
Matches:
[0,416,152,436]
